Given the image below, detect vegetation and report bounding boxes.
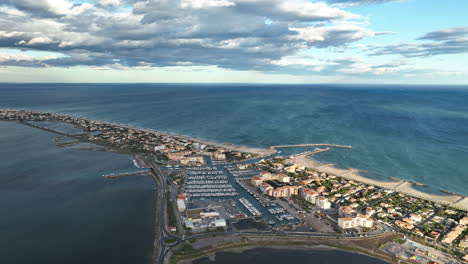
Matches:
[164,238,177,245]
[166,192,178,231]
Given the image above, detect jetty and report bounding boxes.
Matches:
[102,169,151,179]
[271,144,352,149]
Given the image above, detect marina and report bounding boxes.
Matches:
[239,198,262,216]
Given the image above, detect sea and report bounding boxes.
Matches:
[1,83,468,263]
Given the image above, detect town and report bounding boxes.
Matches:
[1,108,467,264]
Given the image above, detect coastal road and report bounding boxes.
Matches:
[144,157,392,264]
[144,158,183,264]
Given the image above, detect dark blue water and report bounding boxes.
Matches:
[1,83,467,195]
[0,121,156,264]
[193,247,388,264]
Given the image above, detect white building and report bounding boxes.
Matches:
[214,219,227,227]
[338,215,374,229]
[317,196,331,209]
[177,199,186,212]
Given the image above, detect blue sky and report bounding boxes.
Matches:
[0,0,467,84]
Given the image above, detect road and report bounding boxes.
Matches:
[144,156,394,264]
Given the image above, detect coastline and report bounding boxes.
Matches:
[183,244,390,264]
[291,152,468,211]
[171,232,399,264]
[1,108,466,211]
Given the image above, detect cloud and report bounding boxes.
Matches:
[367,26,468,57]
[0,51,60,67]
[1,0,75,17]
[96,0,121,7]
[0,0,376,70]
[417,26,468,41]
[325,0,402,7]
[180,0,235,9]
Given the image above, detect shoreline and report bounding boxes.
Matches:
[1,108,467,211]
[291,152,468,211]
[185,244,390,264]
[172,233,399,264]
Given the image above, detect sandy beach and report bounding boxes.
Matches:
[291,152,468,211]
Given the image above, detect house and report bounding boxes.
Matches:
[251,176,263,186]
[409,213,422,223]
[270,185,300,197]
[317,196,331,209]
[443,225,465,244]
[338,215,373,229]
[339,206,356,218]
[259,171,272,180]
[366,207,376,216]
[213,151,226,160]
[277,174,290,183]
[302,188,319,204]
[395,220,414,230]
[459,216,468,225]
[259,182,273,194]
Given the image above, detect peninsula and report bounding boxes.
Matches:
[1,109,467,264]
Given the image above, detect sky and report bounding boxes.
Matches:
[0,0,467,84]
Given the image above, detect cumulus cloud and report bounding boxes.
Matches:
[0,52,60,67]
[272,55,409,76]
[326,0,401,7]
[96,0,121,7]
[1,0,75,17]
[367,27,468,57]
[0,0,377,70]
[180,0,235,9]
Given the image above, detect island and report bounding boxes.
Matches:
[1,108,467,264]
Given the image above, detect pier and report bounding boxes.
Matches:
[290,147,331,158]
[271,144,352,149]
[102,169,151,179]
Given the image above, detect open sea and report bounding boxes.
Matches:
[1,83,468,263]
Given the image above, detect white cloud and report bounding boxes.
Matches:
[0,0,376,70]
[181,0,236,9]
[290,24,375,47]
[96,0,121,7]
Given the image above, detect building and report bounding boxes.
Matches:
[277,173,290,183]
[459,216,468,225]
[253,173,299,198]
[395,220,414,230]
[177,199,186,212]
[214,219,227,227]
[154,145,166,151]
[213,151,226,160]
[259,182,273,194]
[338,217,355,229]
[180,155,205,165]
[356,215,374,228]
[366,207,376,216]
[259,171,272,180]
[302,188,318,204]
[338,215,374,229]
[409,213,422,223]
[317,196,331,209]
[251,176,263,186]
[176,193,187,212]
[270,185,300,197]
[339,206,356,218]
[442,225,466,244]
